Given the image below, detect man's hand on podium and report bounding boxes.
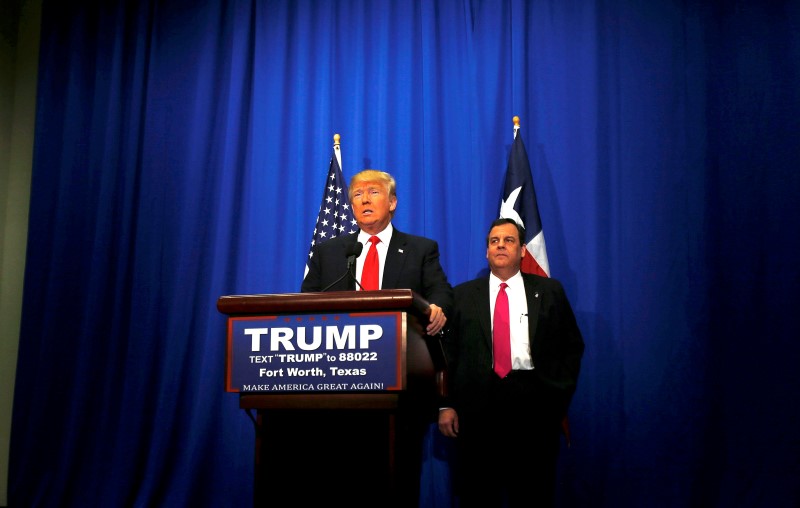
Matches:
[426,303,447,335]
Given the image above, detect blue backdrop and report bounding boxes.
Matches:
[10,0,800,506]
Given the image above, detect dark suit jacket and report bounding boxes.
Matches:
[442,272,584,419]
[301,228,454,317]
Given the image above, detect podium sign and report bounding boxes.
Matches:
[226,311,406,392]
[217,290,444,506]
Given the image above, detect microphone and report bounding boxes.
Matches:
[321,242,366,292]
[346,241,363,271]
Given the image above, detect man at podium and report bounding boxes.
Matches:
[270,169,454,505]
[302,169,453,336]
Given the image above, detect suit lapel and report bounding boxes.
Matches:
[382,230,408,289]
[522,273,543,349]
[472,278,493,349]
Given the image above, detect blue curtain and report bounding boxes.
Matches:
[10,0,800,506]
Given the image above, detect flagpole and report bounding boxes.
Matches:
[513,115,520,139]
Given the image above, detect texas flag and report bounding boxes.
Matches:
[498,120,550,277]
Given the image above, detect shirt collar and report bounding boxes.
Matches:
[358,223,393,246]
[489,269,523,289]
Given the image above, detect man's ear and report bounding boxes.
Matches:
[389,195,397,213]
[520,244,528,259]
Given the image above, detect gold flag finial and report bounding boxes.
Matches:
[333,133,341,147]
[512,116,521,138]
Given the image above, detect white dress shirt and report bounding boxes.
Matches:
[489,270,533,371]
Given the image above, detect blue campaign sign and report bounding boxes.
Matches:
[226,311,404,392]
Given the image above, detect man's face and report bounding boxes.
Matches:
[486,222,526,273]
[351,180,397,234]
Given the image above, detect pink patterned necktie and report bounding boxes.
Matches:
[493,282,511,378]
[360,236,380,290]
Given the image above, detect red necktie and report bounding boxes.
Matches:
[360,236,380,290]
[493,282,511,378]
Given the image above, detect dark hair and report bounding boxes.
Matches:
[486,218,525,246]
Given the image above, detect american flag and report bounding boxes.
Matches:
[498,117,550,277]
[304,135,358,279]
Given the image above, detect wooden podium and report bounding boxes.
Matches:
[217,289,446,506]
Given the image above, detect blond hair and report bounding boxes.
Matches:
[348,169,397,201]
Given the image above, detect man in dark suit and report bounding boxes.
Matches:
[289,169,453,506]
[438,218,584,508]
[302,169,452,334]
